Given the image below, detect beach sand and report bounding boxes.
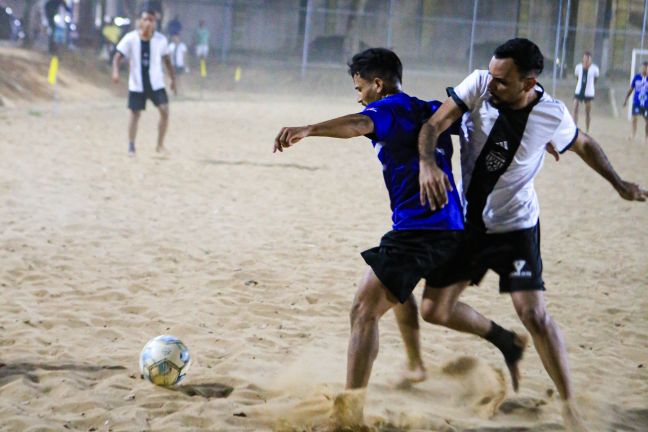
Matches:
[0,85,647,431]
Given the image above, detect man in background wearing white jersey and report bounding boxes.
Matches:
[112,10,176,156]
[417,38,646,431]
[572,51,599,133]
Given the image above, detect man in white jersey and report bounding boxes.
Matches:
[112,10,176,155]
[417,38,647,431]
[572,51,599,132]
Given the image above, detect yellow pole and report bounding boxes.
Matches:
[48,56,59,85]
[234,66,241,82]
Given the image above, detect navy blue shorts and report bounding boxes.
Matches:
[632,104,648,117]
[427,222,545,293]
[361,230,463,303]
[128,89,168,111]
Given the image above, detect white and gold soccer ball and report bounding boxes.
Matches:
[139,335,191,386]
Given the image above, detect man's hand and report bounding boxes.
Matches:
[419,160,453,211]
[112,70,120,84]
[616,181,648,201]
[274,126,311,153]
[170,78,177,95]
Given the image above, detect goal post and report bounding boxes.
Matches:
[628,49,648,120]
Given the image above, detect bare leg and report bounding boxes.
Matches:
[644,117,648,144]
[346,268,398,389]
[421,282,528,391]
[128,110,141,155]
[393,295,426,384]
[156,104,169,152]
[511,291,587,431]
[632,116,637,141]
[584,101,592,133]
[572,99,580,126]
[336,269,398,429]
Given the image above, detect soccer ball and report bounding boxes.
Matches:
[139,335,191,386]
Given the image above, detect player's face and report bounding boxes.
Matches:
[583,54,592,68]
[487,57,535,107]
[139,13,156,35]
[642,64,648,76]
[353,74,381,106]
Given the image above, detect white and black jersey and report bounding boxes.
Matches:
[116,31,170,93]
[450,70,578,233]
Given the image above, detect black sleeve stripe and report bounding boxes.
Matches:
[559,128,579,154]
[446,87,469,113]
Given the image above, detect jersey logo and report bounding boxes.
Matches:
[510,260,532,278]
[366,107,377,112]
[485,150,507,172]
[495,140,509,150]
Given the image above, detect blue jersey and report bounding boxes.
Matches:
[360,92,464,231]
[631,73,648,107]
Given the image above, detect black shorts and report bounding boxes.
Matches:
[428,222,545,293]
[632,104,648,117]
[128,88,169,111]
[574,95,594,102]
[361,230,463,303]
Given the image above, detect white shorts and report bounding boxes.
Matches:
[196,45,209,58]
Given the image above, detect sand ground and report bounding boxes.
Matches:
[0,83,647,432]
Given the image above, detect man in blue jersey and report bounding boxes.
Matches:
[623,61,648,143]
[274,48,528,423]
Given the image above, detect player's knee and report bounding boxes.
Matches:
[519,307,548,335]
[420,302,450,326]
[349,298,379,328]
[349,283,384,327]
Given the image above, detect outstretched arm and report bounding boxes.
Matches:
[418,97,464,210]
[569,132,647,201]
[273,114,373,153]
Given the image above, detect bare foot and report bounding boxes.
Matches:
[395,363,426,389]
[506,332,529,392]
[562,400,589,431]
[156,145,168,154]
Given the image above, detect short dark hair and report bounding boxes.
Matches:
[141,9,157,18]
[642,61,648,66]
[493,38,544,77]
[347,48,403,85]
[584,51,592,57]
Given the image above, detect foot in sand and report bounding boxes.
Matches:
[505,332,529,392]
[329,389,366,430]
[395,363,426,389]
[562,400,589,432]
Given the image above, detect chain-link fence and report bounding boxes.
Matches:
[8,0,648,88]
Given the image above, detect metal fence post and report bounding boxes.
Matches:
[387,0,394,48]
[641,0,647,52]
[468,0,479,73]
[301,0,314,79]
[220,0,232,64]
[560,0,571,78]
[552,0,563,97]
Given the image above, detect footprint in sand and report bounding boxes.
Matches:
[440,356,508,418]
